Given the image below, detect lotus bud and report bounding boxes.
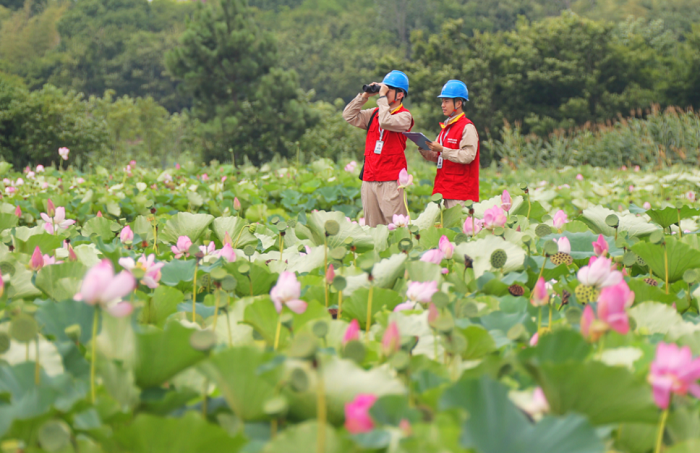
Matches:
[31,246,44,270]
[14,205,21,217]
[120,225,134,244]
[233,197,241,211]
[47,199,55,217]
[381,322,400,356]
[326,264,335,284]
[224,231,233,246]
[96,211,103,217]
[343,319,360,345]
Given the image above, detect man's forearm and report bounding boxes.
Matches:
[342,94,373,128]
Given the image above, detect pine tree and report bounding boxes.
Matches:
[166,0,317,165]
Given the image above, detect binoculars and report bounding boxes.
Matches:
[362,84,381,94]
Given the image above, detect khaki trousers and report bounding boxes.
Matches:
[444,199,465,209]
[361,181,407,227]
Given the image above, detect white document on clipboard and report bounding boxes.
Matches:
[402,132,432,151]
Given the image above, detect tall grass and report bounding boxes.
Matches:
[488,106,700,168]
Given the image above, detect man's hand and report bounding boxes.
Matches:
[427,140,443,154]
[420,149,438,163]
[362,82,379,99]
[378,83,389,97]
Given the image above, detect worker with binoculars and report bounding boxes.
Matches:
[419,80,480,207]
[342,70,414,227]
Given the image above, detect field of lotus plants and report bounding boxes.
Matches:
[4,150,700,452]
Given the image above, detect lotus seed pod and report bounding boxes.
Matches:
[535,224,552,237]
[199,273,212,288]
[550,252,573,266]
[10,314,38,343]
[189,330,217,351]
[248,224,257,233]
[490,249,507,269]
[644,277,659,287]
[289,368,309,392]
[574,285,597,304]
[636,255,647,267]
[324,220,340,236]
[508,284,525,297]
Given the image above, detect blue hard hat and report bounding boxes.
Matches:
[438,80,469,101]
[382,70,409,94]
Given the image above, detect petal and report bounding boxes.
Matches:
[118,258,136,270]
[286,299,307,314]
[54,207,66,223]
[101,271,136,303]
[80,260,114,304]
[40,213,51,223]
[43,223,54,235]
[106,301,134,318]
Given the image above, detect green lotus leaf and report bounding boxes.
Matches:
[666,439,700,453]
[243,296,290,348]
[0,212,19,233]
[344,253,407,295]
[413,202,440,230]
[212,216,258,248]
[454,235,526,278]
[340,287,402,326]
[262,421,341,453]
[632,237,700,283]
[646,206,700,229]
[81,216,118,241]
[35,261,86,301]
[628,302,700,339]
[580,205,658,238]
[406,260,442,282]
[160,212,214,243]
[15,231,65,255]
[306,210,374,253]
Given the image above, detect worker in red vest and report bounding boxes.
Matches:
[419,80,480,208]
[343,70,414,227]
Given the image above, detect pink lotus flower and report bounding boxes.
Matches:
[577,256,622,289]
[345,161,357,172]
[397,168,414,189]
[580,305,602,342]
[576,174,583,181]
[382,322,400,356]
[427,302,439,326]
[556,237,571,254]
[14,205,21,217]
[592,234,608,256]
[463,216,483,235]
[483,205,507,230]
[643,202,651,210]
[359,218,366,227]
[198,241,217,257]
[46,199,55,216]
[76,177,85,184]
[175,163,181,170]
[201,173,209,181]
[420,248,444,264]
[5,187,15,195]
[326,264,335,284]
[119,254,165,289]
[36,165,44,172]
[74,259,136,317]
[96,211,103,217]
[439,235,454,259]
[215,243,237,262]
[530,277,549,307]
[596,280,634,331]
[648,342,700,409]
[233,197,241,211]
[119,226,134,243]
[388,214,410,230]
[634,165,640,172]
[58,147,70,160]
[344,394,377,434]
[406,280,439,304]
[687,191,696,203]
[171,236,192,259]
[270,271,307,314]
[501,189,512,212]
[27,171,35,179]
[393,301,416,312]
[30,246,44,270]
[529,332,539,346]
[552,210,568,230]
[40,207,76,235]
[15,178,23,186]
[343,319,360,345]
[42,254,62,266]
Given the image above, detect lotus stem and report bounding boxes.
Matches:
[274,318,282,351]
[202,379,208,418]
[526,193,531,218]
[90,309,99,403]
[316,358,327,453]
[152,222,158,254]
[654,408,669,453]
[537,250,547,280]
[324,281,329,308]
[664,244,669,295]
[279,233,284,263]
[323,235,328,278]
[248,274,253,297]
[271,419,278,439]
[225,307,233,348]
[678,209,683,239]
[537,306,542,335]
[337,289,343,318]
[233,227,246,248]
[213,289,221,330]
[439,203,444,228]
[403,191,411,225]
[192,263,199,323]
[548,301,553,330]
[433,329,439,360]
[34,336,40,385]
[365,284,374,341]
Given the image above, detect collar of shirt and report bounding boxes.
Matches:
[439,112,465,129]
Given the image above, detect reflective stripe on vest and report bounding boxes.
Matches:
[432,116,480,202]
[362,105,414,182]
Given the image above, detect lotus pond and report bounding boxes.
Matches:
[2,158,700,453]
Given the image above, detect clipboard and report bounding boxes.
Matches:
[402,132,432,150]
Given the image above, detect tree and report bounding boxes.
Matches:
[166,0,317,165]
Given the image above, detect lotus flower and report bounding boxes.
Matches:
[198,241,216,257]
[530,332,539,346]
[216,243,237,262]
[420,249,444,264]
[687,191,696,202]
[344,394,377,434]
[592,234,608,256]
[270,271,307,314]
[36,165,44,172]
[552,210,568,230]
[438,235,454,259]
[233,197,241,211]
[30,246,44,270]
[596,280,634,333]
[119,226,134,243]
[14,205,21,217]
[326,264,335,284]
[58,147,70,160]
[345,161,357,172]
[576,174,583,180]
[427,302,439,326]
[201,173,209,181]
[648,342,700,409]
[74,259,136,317]
[577,256,622,289]
[42,254,62,266]
[483,205,507,230]
[556,237,571,254]
[5,187,15,195]
[406,280,439,303]
[463,216,483,235]
[397,168,414,189]
[388,214,410,230]
[171,236,192,259]
[343,319,360,345]
[643,202,651,210]
[530,277,549,307]
[119,254,165,289]
[382,322,400,356]
[501,189,512,212]
[41,206,76,235]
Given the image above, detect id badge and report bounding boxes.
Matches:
[374,140,384,154]
[437,155,443,169]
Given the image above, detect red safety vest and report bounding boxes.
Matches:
[432,115,480,201]
[363,105,414,182]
